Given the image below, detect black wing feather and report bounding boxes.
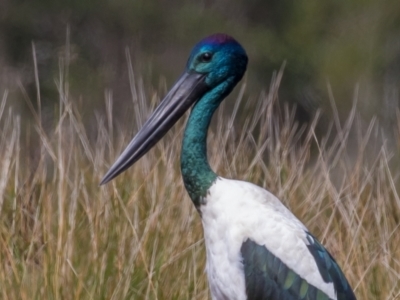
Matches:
[305,232,357,300]
[241,236,356,300]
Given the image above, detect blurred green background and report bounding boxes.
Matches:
[1,0,400,137]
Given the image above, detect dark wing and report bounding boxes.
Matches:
[305,232,356,300]
[241,237,356,300]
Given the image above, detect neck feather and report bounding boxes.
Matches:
[180,79,234,205]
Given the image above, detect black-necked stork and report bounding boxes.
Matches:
[101,34,357,300]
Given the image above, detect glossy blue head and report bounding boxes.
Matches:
[187,34,248,90]
[101,34,247,184]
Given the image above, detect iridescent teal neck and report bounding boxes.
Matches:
[180,79,235,206]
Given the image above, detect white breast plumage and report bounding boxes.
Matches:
[200,177,336,300]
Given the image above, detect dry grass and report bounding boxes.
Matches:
[0,53,399,300]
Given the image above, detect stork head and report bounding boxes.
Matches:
[100,34,247,184]
[186,34,248,89]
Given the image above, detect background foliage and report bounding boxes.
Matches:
[1,0,400,128]
[0,1,400,299]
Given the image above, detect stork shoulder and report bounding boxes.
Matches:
[202,177,345,299]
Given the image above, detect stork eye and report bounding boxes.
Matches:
[200,52,212,62]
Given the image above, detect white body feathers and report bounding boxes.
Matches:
[200,177,336,300]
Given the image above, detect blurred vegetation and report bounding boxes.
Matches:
[0,62,398,299]
[0,2,400,299]
[1,0,400,135]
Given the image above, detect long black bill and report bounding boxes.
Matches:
[100,72,209,185]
